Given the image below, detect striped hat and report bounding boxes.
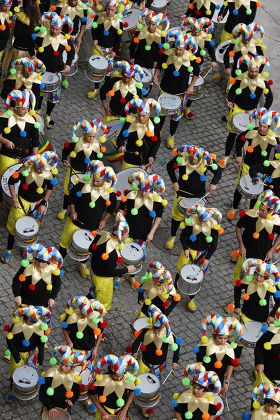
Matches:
[52,345,88,367]
[72,118,108,139]
[148,304,171,336]
[128,171,165,193]
[95,354,139,375]
[232,22,265,41]
[23,151,59,171]
[242,258,280,282]
[10,57,46,75]
[124,98,161,118]
[185,205,222,223]
[181,17,214,35]
[173,144,216,166]
[23,244,63,268]
[258,189,280,213]
[42,11,73,33]
[112,211,129,244]
[250,107,280,129]
[14,305,51,323]
[202,313,243,341]
[252,383,280,408]
[114,61,144,78]
[166,31,198,52]
[5,88,36,109]
[184,363,221,394]
[89,159,117,187]
[237,54,270,71]
[67,296,106,316]
[140,9,170,29]
[146,261,173,285]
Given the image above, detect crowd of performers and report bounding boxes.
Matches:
[0,0,280,418]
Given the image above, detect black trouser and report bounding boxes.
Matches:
[37,97,56,117]
[159,117,179,136]
[232,188,257,209]
[225,132,236,157]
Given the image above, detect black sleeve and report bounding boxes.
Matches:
[105,192,117,215]
[131,329,145,354]
[223,43,233,69]
[192,60,200,77]
[179,227,189,251]
[49,274,61,300]
[129,36,138,59]
[205,230,219,259]
[100,77,116,101]
[113,22,123,52]
[91,16,98,42]
[166,157,178,183]
[116,122,130,148]
[68,183,80,205]
[228,80,240,102]
[207,161,222,185]
[235,131,247,157]
[1,79,16,100]
[12,266,25,297]
[45,179,54,191]
[138,290,144,304]
[164,298,179,317]
[156,51,167,70]
[249,163,267,179]
[263,82,273,110]
[172,334,180,363]
[8,172,23,186]
[149,136,161,159]
[30,124,40,149]
[254,333,266,366]
[6,335,21,363]
[65,39,75,66]
[37,336,45,365]
[269,292,280,317]
[61,142,75,161]
[218,3,229,18]
[205,41,216,62]
[39,378,56,409]
[236,215,250,229]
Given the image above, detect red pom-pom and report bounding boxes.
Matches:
[162,301,169,308]
[116,190,121,197]
[123,22,128,28]
[268,80,273,85]
[240,135,246,142]
[146,408,154,415]
[239,210,246,217]
[28,284,36,291]
[8,23,14,29]
[120,97,126,104]
[231,358,239,367]
[236,279,241,287]
[79,384,86,391]
[88,382,95,390]
[53,50,59,56]
[3,325,11,332]
[124,189,130,195]
[91,244,97,250]
[151,135,158,142]
[159,48,164,55]
[140,344,146,351]
[64,141,70,149]
[268,233,274,240]
[216,403,222,410]
[100,321,108,329]
[22,184,29,190]
[195,9,201,14]
[125,345,132,353]
[117,256,123,264]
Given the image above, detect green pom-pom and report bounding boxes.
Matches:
[92,22,98,28]
[231,342,237,349]
[34,122,40,129]
[5,110,13,117]
[131,208,138,216]
[171,343,178,352]
[89,201,96,208]
[62,80,69,89]
[185,217,192,225]
[130,182,137,190]
[200,49,206,56]
[259,299,267,306]
[120,117,126,124]
[182,377,191,387]
[163,42,170,50]
[40,26,46,33]
[116,398,125,408]
[162,336,168,343]
[247,123,254,131]
[185,411,193,419]
[233,38,241,45]
[97,152,103,159]
[211,163,218,171]
[21,259,29,267]
[4,349,11,356]
[246,274,253,282]
[46,387,54,396]
[246,8,252,14]
[206,236,213,243]
[92,316,100,324]
[34,25,40,32]
[41,323,48,331]
[10,68,17,75]
[235,88,242,95]
[235,69,242,76]
[263,160,270,167]
[145,45,151,51]
[188,66,193,73]
[41,335,48,343]
[50,357,57,366]
[83,173,91,181]
[136,82,143,89]
[147,272,152,279]
[203,355,211,364]
[72,135,79,143]
[154,116,160,124]
[22,170,29,177]
[76,331,84,339]
[261,150,267,157]
[127,373,135,383]
[137,23,143,30]
[176,156,183,164]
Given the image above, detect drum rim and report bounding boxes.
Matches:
[133,317,149,329]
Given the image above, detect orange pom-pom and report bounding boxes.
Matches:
[18,308,23,314]
[253,232,259,239]
[134,330,141,338]
[100,146,106,153]
[229,51,235,57]
[243,293,250,301]
[246,146,254,153]
[230,78,236,84]
[90,230,98,236]
[65,45,71,52]
[211,153,217,160]
[99,395,106,403]
[133,281,140,289]
[146,130,153,137]
[19,274,26,282]
[94,328,101,336]
[256,1,262,6]
[105,200,111,206]
[171,149,177,156]
[232,250,239,257]
[155,349,162,356]
[45,328,51,335]
[133,37,140,44]
[173,294,181,302]
[214,360,222,369]
[188,2,194,8]
[101,253,109,260]
[227,303,234,312]
[202,413,210,420]
[12,171,20,179]
[121,196,127,202]
[196,57,202,64]
[108,90,115,97]
[227,211,235,220]
[65,390,73,398]
[219,159,225,167]
[50,4,56,10]
[218,228,224,235]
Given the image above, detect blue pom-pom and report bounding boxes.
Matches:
[114,280,120,287]
[89,403,96,411]
[40,83,46,90]
[216,4,221,9]
[20,130,27,138]
[142,88,148,96]
[60,269,65,277]
[173,70,180,77]
[200,175,206,182]
[193,345,199,353]
[138,286,144,293]
[31,33,37,40]
[61,322,68,329]
[159,43,163,48]
[242,414,252,420]
[190,234,197,242]
[233,8,238,15]
[249,93,256,99]
[134,388,141,396]
[123,130,129,138]
[209,41,215,47]
[50,178,58,186]
[81,17,87,23]
[176,337,183,345]
[22,339,30,347]
[171,400,178,408]
[266,176,272,183]
[261,324,268,333]
[38,377,45,385]
[84,157,91,164]
[104,30,109,36]
[3,252,12,259]
[275,291,280,298]
[149,210,156,218]
[76,191,82,197]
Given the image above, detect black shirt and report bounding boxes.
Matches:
[0,11,12,51]
[35,33,75,73]
[218,1,257,34]
[62,321,97,351]
[91,13,123,52]
[227,78,273,111]
[9,171,54,202]
[61,141,100,172]
[6,327,45,364]
[39,377,80,410]
[88,380,132,411]
[129,32,164,68]
[174,399,217,419]
[196,344,235,384]
[12,13,36,54]
[180,226,219,259]
[223,43,264,75]
[185,0,216,19]
[255,329,280,382]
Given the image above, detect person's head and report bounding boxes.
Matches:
[110,371,124,381]
[34,259,48,269]
[14,106,29,117]
[148,21,157,33]
[50,25,62,37]
[192,382,205,397]
[137,113,150,124]
[248,65,259,79]
[23,0,41,26]
[0,0,11,12]
[6,88,36,114]
[83,131,96,143]
[91,174,106,187]
[264,399,280,414]
[89,159,116,189]
[259,204,272,219]
[68,0,78,6]
[122,73,133,84]
[213,334,228,345]
[106,4,116,17]
[152,324,165,335]
[22,67,32,79]
[258,121,269,136]
[175,45,185,56]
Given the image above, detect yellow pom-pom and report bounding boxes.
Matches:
[119,243,124,250]
[13,316,21,324]
[162,199,168,207]
[37,187,44,194]
[189,54,195,61]
[162,292,169,300]
[148,317,153,324]
[4,127,11,134]
[108,187,113,193]
[70,151,77,158]
[29,109,36,116]
[65,34,70,40]
[60,313,67,321]
[53,268,60,275]
[182,174,188,181]
[263,71,269,79]
[37,74,42,81]
[161,31,166,37]
[65,308,74,315]
[253,400,261,409]
[52,168,58,175]
[99,135,106,143]
[126,115,133,123]
[95,374,103,381]
[173,392,180,400]
[74,374,81,382]
[145,298,152,306]
[201,335,209,344]
[136,139,143,147]
[263,88,269,95]
[262,45,267,51]
[162,63,168,69]
[46,284,52,291]
[207,394,214,401]
[214,224,220,230]
[38,47,44,53]
[14,6,20,12]
[135,378,141,385]
[7,333,13,340]
[117,29,123,35]
[264,342,272,350]
[41,371,46,377]
[96,4,102,9]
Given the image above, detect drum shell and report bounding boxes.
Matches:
[68,229,93,261]
[62,52,79,77]
[135,67,153,90]
[85,55,108,83]
[185,77,205,101]
[158,94,181,116]
[239,320,264,348]
[120,242,144,265]
[15,216,39,249]
[135,373,161,408]
[12,366,39,400]
[41,72,62,93]
[238,175,264,199]
[75,367,91,401]
[178,265,204,296]
[178,197,205,214]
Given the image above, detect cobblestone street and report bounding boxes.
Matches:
[0,1,279,419]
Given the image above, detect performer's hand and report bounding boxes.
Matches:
[12,198,20,208]
[265,249,273,261]
[239,244,246,258]
[172,363,178,370]
[48,298,55,308]
[211,62,218,70]
[256,364,264,373]
[118,408,128,420]
[148,157,154,165]
[67,339,73,348]
[103,102,111,116]
[119,146,126,152]
[217,15,223,22]
[93,40,98,46]
[222,382,229,395]
[234,308,241,315]
[76,36,82,49]
[70,211,77,221]
[48,408,59,418]
[184,249,190,258]
[99,219,106,229]
[92,347,98,359]
[186,85,194,95]
[152,76,159,85]
[14,296,22,306]
[62,65,71,74]
[203,259,209,270]
[130,58,135,65]
[39,205,47,214]
[227,101,234,109]
[101,414,110,420]
[62,160,70,168]
[4,139,15,149]
[266,316,274,325]
[209,184,217,194]
[65,399,73,407]
[235,156,243,166]
[127,265,136,273]
[146,231,154,243]
[172,182,179,192]
[110,51,116,58]
[225,68,231,76]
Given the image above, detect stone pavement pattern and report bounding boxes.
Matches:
[0,1,279,419]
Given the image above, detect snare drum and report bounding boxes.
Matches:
[178,265,204,296]
[185,76,204,101]
[68,229,94,261]
[75,366,91,401]
[42,408,71,419]
[15,216,39,248]
[239,320,264,348]
[121,242,144,266]
[135,373,161,408]
[12,366,39,400]
[133,317,150,334]
[215,395,224,416]
[1,163,22,207]
[158,93,181,116]
[122,9,142,42]
[135,67,153,90]
[215,40,234,64]
[230,113,252,134]
[178,197,205,214]
[41,71,62,93]
[238,175,264,199]
[150,0,167,12]
[70,172,85,186]
[115,168,147,198]
[85,55,108,83]
[62,51,79,77]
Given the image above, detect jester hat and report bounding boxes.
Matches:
[114,60,144,79]
[201,313,243,341]
[107,0,129,11]
[181,17,214,35]
[173,144,217,166]
[14,305,51,323]
[146,261,173,285]
[96,354,139,375]
[89,159,117,187]
[128,170,165,193]
[252,383,280,408]
[232,22,265,41]
[10,57,46,75]
[67,296,106,316]
[112,211,129,244]
[242,258,280,282]
[0,0,12,5]
[140,9,170,29]
[23,151,59,171]
[42,11,73,33]
[258,189,280,214]
[124,98,161,118]
[5,88,36,109]
[237,54,270,72]
[23,243,63,268]
[52,345,88,368]
[166,31,198,52]
[185,205,222,224]
[72,118,108,140]
[184,363,221,394]
[250,107,280,129]
[148,304,171,336]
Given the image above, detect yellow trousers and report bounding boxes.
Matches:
[0,155,19,177]
[138,357,151,375]
[235,163,250,188]
[92,273,114,311]
[121,161,139,170]
[7,196,33,236]
[232,255,245,285]
[172,195,186,222]
[177,249,201,273]
[60,218,81,249]
[221,29,233,43]
[9,352,31,377]
[254,370,274,388]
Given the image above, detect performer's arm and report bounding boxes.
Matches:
[12,266,25,304]
[39,377,56,409]
[129,32,139,60]
[171,335,180,365]
[205,231,219,259]
[49,273,61,301]
[37,336,45,365]
[131,329,145,356]
[233,284,243,310]
[31,123,40,154]
[166,157,178,183]
[179,228,189,251]
[6,335,21,363]
[208,161,222,185]
[254,333,266,367]
[269,291,280,318]
[113,22,123,52]
[263,82,273,110]
[236,225,246,258]
[266,230,280,261]
[88,394,109,417]
[118,390,134,419]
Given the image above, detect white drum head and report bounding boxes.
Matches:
[63,50,78,65]
[15,216,39,236]
[121,242,144,262]
[215,395,224,416]
[97,119,123,143]
[179,197,205,210]
[158,93,181,111]
[241,321,264,343]
[123,9,142,30]
[37,115,44,134]
[135,67,152,83]
[70,173,85,185]
[13,366,38,388]
[137,373,160,394]
[232,113,251,132]
[89,55,108,71]
[181,264,203,284]
[188,75,204,87]
[72,229,94,249]
[150,0,167,9]
[42,71,60,84]
[75,366,91,385]
[133,317,150,331]
[239,175,263,196]
[215,40,234,64]
[1,163,22,197]
[115,168,147,198]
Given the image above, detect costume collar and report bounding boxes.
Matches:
[241,276,275,299]
[96,232,121,256]
[251,407,280,419]
[270,161,280,179]
[6,113,35,131]
[126,190,154,211]
[246,129,277,150]
[45,366,80,390]
[165,49,192,71]
[245,210,280,233]
[143,280,176,301]
[94,373,136,398]
[128,117,155,139]
[8,72,42,89]
[0,11,11,24]
[56,0,84,20]
[66,308,101,331]
[233,39,258,55]
[200,337,235,360]
[80,182,111,202]
[186,214,218,237]
[97,12,122,31]
[24,262,54,285]
[37,31,68,51]
[177,389,215,413]
[237,73,266,93]
[143,328,174,348]
[25,169,52,187]
[74,137,101,157]
[193,0,216,9]
[138,27,163,45]
[267,326,280,346]
[12,319,44,340]
[228,0,253,7]
[113,79,138,98]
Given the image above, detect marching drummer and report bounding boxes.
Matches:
[0,89,39,194]
[227,108,280,218]
[222,55,273,167]
[195,313,242,390]
[0,0,13,63]
[232,190,280,289]
[100,60,144,120]
[180,17,218,119]
[172,363,221,420]
[57,118,107,221]
[250,383,280,418]
[1,152,59,263]
[165,144,222,250]
[39,345,87,418]
[88,354,139,419]
[152,31,200,149]
[5,305,51,381]
[136,261,181,317]
[254,308,280,387]
[12,244,63,309]
[1,57,46,107]
[116,98,161,169]
[185,0,217,20]
[88,211,135,310]
[223,22,266,77]
[175,205,223,312]
[59,159,117,279]
[217,0,260,43]
[33,11,75,129]
[87,0,125,99]
[131,304,181,417]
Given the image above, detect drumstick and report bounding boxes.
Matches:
[202,68,212,80]
[178,189,194,196]
[161,369,173,385]
[136,342,142,356]
[225,396,230,412]
[196,191,211,203]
